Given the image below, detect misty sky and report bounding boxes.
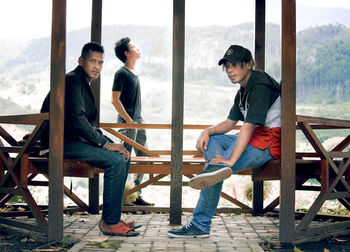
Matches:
[1,0,350,40]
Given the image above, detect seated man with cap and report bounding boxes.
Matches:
[167,44,281,238]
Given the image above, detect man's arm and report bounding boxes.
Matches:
[196,119,238,152]
[111,91,133,124]
[211,122,255,167]
[65,75,109,148]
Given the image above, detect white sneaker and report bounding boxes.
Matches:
[189,165,232,190]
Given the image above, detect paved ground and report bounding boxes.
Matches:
[2,213,350,251]
[68,213,269,252]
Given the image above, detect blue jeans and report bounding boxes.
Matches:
[64,140,130,224]
[191,134,274,233]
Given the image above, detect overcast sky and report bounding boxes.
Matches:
[1,0,350,40]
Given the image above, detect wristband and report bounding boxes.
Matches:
[103,141,112,150]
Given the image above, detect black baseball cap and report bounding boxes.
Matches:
[218,45,253,66]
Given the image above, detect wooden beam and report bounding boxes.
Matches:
[280,0,296,244]
[90,0,102,118]
[88,0,103,215]
[254,0,265,70]
[0,113,49,125]
[252,0,266,216]
[49,0,66,242]
[170,0,185,225]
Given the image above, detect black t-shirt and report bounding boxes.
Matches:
[112,67,142,121]
[228,70,280,125]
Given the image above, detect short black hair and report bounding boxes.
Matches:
[81,42,104,59]
[114,37,131,63]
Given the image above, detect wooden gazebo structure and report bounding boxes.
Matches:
[2,0,350,245]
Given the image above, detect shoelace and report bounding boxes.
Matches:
[183,221,193,230]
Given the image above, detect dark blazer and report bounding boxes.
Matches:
[40,66,108,149]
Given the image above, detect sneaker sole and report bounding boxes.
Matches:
[189,167,232,190]
[167,232,209,238]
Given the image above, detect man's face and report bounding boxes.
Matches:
[79,50,104,81]
[126,41,141,60]
[224,61,252,86]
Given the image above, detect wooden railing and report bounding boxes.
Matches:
[2,114,350,241]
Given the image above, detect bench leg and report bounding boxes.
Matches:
[252,181,264,215]
[89,174,100,214]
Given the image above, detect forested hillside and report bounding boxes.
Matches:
[297,24,350,103]
[0,23,349,116]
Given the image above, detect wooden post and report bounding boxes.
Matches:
[280,0,296,244]
[48,0,66,241]
[170,0,185,225]
[88,0,103,215]
[252,0,266,216]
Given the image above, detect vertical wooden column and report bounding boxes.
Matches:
[280,0,296,244]
[170,0,185,225]
[252,0,266,216]
[88,0,103,215]
[48,0,66,241]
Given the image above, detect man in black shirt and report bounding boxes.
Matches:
[41,42,141,236]
[112,37,153,206]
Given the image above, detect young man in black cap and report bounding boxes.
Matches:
[168,45,281,238]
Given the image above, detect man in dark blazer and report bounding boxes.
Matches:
[41,42,140,237]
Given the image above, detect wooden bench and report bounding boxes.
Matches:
[2,113,350,240]
[100,117,350,241]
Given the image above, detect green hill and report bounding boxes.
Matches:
[1,23,350,115]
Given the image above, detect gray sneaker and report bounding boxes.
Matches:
[167,221,209,238]
[189,164,232,190]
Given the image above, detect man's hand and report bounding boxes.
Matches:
[107,143,130,161]
[210,155,234,167]
[196,129,210,153]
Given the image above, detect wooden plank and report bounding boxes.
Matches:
[296,228,350,244]
[0,216,48,234]
[280,0,296,244]
[88,0,103,215]
[0,146,41,153]
[103,128,156,156]
[0,121,47,189]
[19,186,48,226]
[130,156,205,163]
[170,0,185,225]
[255,0,265,71]
[129,163,203,175]
[332,135,350,151]
[48,0,66,242]
[90,0,102,118]
[296,220,350,238]
[220,192,251,210]
[252,0,266,216]
[320,159,328,192]
[328,152,350,158]
[0,113,49,125]
[123,174,167,197]
[300,122,350,192]
[296,151,350,159]
[328,158,350,194]
[100,123,214,130]
[297,158,350,231]
[297,115,350,128]
[0,126,19,146]
[327,192,350,200]
[20,154,29,187]
[298,122,327,159]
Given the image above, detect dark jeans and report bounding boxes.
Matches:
[64,140,130,224]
